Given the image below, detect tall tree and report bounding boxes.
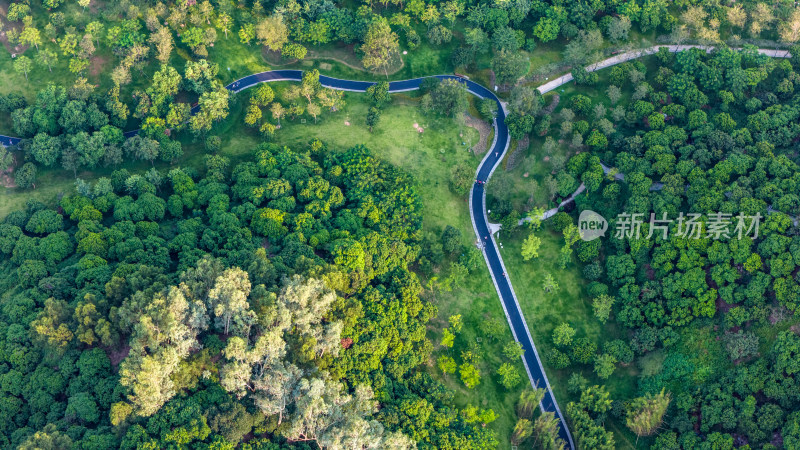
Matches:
[36,48,58,72]
[207,267,253,336]
[13,55,33,81]
[255,15,289,51]
[360,18,400,77]
[625,389,671,437]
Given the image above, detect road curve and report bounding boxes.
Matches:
[0,70,574,447]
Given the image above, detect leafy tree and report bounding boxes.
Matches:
[478,98,498,122]
[448,314,463,333]
[492,50,528,86]
[437,355,457,376]
[553,323,575,348]
[18,424,73,450]
[361,18,399,77]
[459,363,481,388]
[571,337,597,364]
[521,232,541,260]
[496,363,521,389]
[20,26,42,50]
[66,392,100,424]
[592,295,615,323]
[366,106,381,131]
[429,79,468,118]
[30,133,62,167]
[503,341,524,360]
[0,145,13,172]
[593,353,617,379]
[366,81,391,107]
[543,273,559,293]
[255,15,289,51]
[15,162,36,189]
[208,267,253,335]
[449,163,473,196]
[13,55,33,81]
[239,23,255,45]
[625,389,671,436]
[440,328,455,348]
[441,225,462,254]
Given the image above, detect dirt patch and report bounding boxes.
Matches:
[263,48,295,66]
[716,296,735,315]
[505,135,529,171]
[264,45,404,75]
[105,344,131,367]
[0,171,16,188]
[0,156,17,188]
[89,54,108,77]
[0,14,30,55]
[464,113,490,155]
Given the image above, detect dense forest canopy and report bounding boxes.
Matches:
[0,141,503,448]
[491,46,800,449]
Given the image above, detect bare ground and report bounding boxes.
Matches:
[0,158,16,188]
[263,46,405,75]
[89,54,108,77]
[106,344,131,366]
[464,114,490,155]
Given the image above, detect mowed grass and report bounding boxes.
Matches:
[268,91,481,236]
[497,228,643,449]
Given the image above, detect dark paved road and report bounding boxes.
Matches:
[0,71,574,448]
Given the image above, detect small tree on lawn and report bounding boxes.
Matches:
[437,355,456,378]
[459,363,480,388]
[496,363,521,389]
[543,273,559,293]
[14,56,33,81]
